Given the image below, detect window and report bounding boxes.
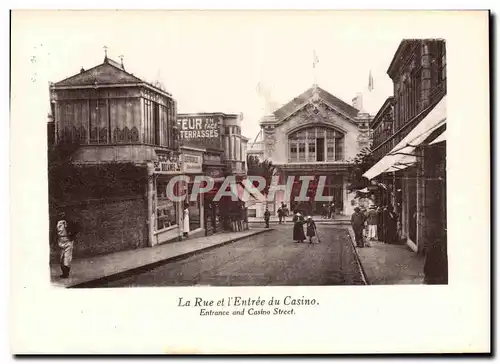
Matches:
[288,127,344,162]
[156,179,178,231]
[153,102,160,145]
[335,137,344,161]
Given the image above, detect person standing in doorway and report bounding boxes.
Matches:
[351,207,366,248]
[367,205,379,241]
[377,206,385,243]
[183,203,190,238]
[264,208,271,228]
[383,205,398,244]
[56,211,78,278]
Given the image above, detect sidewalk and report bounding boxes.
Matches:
[248,214,350,225]
[51,228,270,288]
[346,228,425,285]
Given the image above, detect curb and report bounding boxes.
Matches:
[346,227,370,285]
[69,229,273,288]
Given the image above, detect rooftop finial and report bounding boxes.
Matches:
[103,45,108,60]
[119,55,124,69]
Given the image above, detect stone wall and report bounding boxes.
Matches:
[50,196,148,262]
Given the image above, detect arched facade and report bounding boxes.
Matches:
[287,125,345,163]
[247,86,372,218]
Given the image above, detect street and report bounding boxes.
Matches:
[101,225,366,287]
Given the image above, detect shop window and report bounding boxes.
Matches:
[156,180,178,231]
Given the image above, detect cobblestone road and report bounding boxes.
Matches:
[101,225,366,287]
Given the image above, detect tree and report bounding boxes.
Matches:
[346,146,375,192]
[246,154,277,195]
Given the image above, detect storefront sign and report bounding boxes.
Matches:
[154,153,182,174]
[182,153,203,174]
[178,115,222,149]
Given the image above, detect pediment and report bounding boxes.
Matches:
[278,99,358,132]
[54,62,143,87]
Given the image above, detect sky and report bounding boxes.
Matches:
[14,10,415,142]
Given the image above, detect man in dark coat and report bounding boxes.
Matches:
[264,208,271,228]
[351,207,366,248]
[383,205,398,244]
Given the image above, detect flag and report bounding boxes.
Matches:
[313,50,319,68]
[368,70,374,91]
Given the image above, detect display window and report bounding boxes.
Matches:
[156,179,178,231]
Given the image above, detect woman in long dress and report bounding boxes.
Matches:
[183,203,190,238]
[292,212,306,243]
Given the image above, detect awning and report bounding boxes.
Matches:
[429,129,446,145]
[363,96,447,180]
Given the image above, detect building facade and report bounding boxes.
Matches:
[49,55,183,258]
[363,39,447,283]
[247,85,372,218]
[177,112,250,234]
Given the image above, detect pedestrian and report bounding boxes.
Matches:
[377,206,385,243]
[277,206,284,224]
[305,216,317,244]
[367,205,379,241]
[329,201,335,219]
[264,208,271,228]
[383,205,398,244]
[56,211,78,278]
[183,202,190,238]
[351,207,366,248]
[292,212,306,243]
[283,203,289,223]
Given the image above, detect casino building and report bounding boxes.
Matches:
[247,85,372,218]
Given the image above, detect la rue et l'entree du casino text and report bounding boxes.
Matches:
[178,296,320,316]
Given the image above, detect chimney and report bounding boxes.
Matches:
[80,67,85,73]
[352,92,363,111]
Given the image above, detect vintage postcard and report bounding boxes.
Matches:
[10,9,490,354]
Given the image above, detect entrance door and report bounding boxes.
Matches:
[316,138,325,161]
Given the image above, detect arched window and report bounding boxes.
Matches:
[288,126,344,163]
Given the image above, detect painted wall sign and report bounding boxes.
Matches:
[178,115,222,149]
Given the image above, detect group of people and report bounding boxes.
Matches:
[350,204,399,248]
[276,203,290,224]
[321,202,336,219]
[292,212,318,244]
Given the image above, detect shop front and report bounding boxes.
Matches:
[202,152,226,236]
[148,151,183,246]
[181,147,205,238]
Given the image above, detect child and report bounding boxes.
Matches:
[306,216,317,244]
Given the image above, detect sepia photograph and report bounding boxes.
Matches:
[10,8,489,354]
[44,16,446,288]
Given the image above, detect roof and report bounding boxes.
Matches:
[272,86,359,121]
[54,56,144,87]
[387,39,420,79]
